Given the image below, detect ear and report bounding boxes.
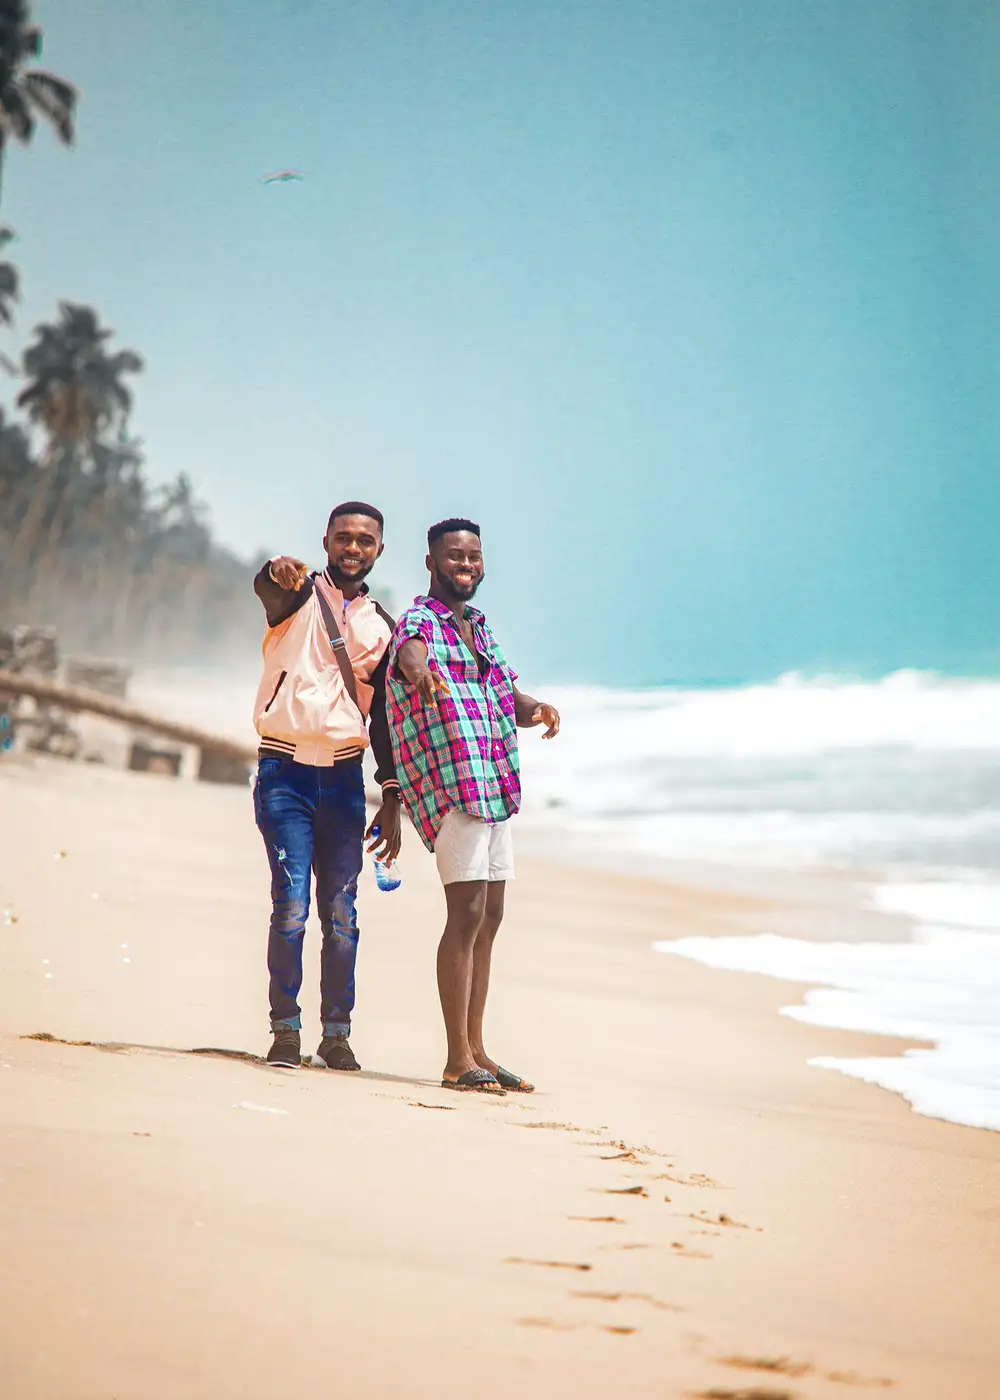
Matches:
[425,551,434,573]
[375,539,385,561]
[322,529,331,554]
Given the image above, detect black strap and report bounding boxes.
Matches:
[313,583,360,709]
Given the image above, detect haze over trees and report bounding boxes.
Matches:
[0,0,261,661]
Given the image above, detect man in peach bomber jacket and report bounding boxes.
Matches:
[251,501,401,1070]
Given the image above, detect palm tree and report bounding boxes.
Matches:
[0,224,17,326]
[0,401,33,546]
[2,301,143,590]
[17,301,143,444]
[0,0,77,204]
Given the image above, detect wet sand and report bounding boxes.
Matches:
[1,754,998,1399]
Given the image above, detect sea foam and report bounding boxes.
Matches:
[654,889,1000,1132]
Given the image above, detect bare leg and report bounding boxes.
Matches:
[438,880,487,1081]
[468,881,505,1074]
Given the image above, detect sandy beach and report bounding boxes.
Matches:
[1,754,998,1400]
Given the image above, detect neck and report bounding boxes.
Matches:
[429,581,467,626]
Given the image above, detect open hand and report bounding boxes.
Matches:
[531,702,560,739]
[415,668,451,707]
[269,556,308,591]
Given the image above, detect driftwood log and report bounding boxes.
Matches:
[0,670,256,771]
[0,671,384,799]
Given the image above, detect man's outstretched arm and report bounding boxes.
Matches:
[512,685,560,739]
[396,638,451,707]
[253,555,313,628]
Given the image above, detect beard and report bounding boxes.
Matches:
[327,557,375,588]
[431,561,483,602]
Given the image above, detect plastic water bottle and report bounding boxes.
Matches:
[369,825,402,892]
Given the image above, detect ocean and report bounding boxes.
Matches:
[517,671,1000,1133]
[134,665,1000,1134]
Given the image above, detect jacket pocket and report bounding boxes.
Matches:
[263,670,287,713]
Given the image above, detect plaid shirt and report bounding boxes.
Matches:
[387,596,521,851]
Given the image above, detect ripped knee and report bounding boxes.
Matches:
[321,885,359,940]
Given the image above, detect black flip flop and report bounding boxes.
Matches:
[495,1065,535,1093]
[441,1068,506,1096]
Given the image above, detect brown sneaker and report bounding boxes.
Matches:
[317,1035,360,1071]
[266,1025,301,1068]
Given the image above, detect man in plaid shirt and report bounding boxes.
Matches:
[388,518,560,1095]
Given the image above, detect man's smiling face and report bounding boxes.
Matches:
[323,513,384,586]
[428,530,485,602]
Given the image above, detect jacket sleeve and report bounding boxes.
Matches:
[253,561,314,628]
[367,646,399,791]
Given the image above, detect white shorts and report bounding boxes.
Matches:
[434,809,515,886]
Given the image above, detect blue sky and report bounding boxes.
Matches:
[7,0,1000,683]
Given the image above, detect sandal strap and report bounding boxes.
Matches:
[458,1068,499,1087]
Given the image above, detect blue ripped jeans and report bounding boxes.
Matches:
[253,754,366,1038]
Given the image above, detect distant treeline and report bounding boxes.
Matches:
[0,303,263,661]
[0,5,263,663]
[0,306,263,661]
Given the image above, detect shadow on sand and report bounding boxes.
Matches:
[21,1031,443,1092]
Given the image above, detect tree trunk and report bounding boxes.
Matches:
[0,438,58,605]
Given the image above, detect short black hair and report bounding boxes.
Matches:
[427,517,481,547]
[327,500,384,534]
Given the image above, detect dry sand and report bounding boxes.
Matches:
[0,754,998,1399]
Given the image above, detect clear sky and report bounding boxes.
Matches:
[8,0,1000,684]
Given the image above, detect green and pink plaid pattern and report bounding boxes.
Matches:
[387,596,520,852]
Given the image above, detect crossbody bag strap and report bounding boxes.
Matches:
[313,581,360,709]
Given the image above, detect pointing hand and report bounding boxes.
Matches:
[269,556,308,591]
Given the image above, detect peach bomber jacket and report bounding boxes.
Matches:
[251,562,397,786]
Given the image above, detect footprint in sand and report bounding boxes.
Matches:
[826,1372,895,1388]
[691,1388,798,1400]
[708,1355,890,1388]
[517,1121,583,1133]
[577,1138,669,1156]
[516,1316,580,1332]
[515,1317,636,1337]
[670,1241,712,1260]
[691,1211,759,1231]
[505,1258,593,1272]
[827,1372,895,1388]
[713,1356,894,1388]
[656,1171,726,1189]
[716,1358,811,1379]
[571,1289,682,1314]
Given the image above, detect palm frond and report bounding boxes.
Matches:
[22,69,76,142]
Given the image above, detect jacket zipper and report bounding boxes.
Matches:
[263,670,287,713]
